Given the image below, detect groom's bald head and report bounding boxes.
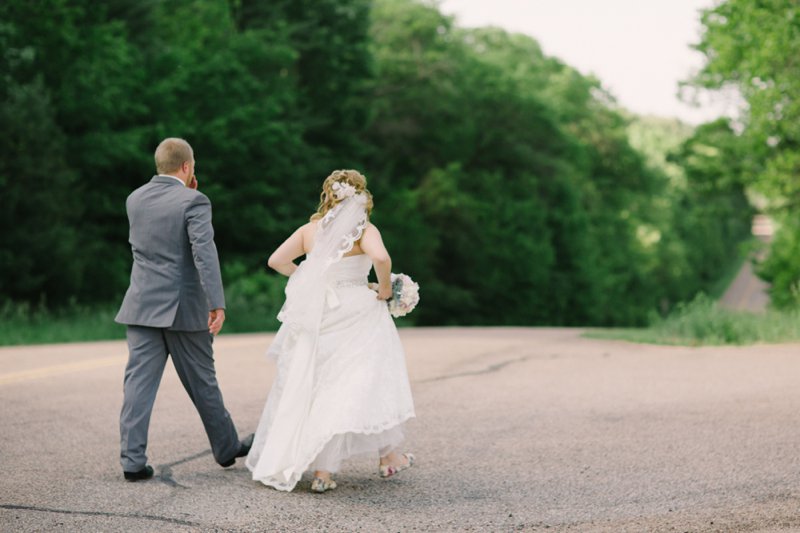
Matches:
[155,138,194,174]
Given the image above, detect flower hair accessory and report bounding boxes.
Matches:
[332,181,356,200]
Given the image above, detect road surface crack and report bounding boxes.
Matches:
[157,448,213,488]
[0,503,200,527]
[417,353,539,383]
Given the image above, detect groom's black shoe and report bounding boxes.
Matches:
[124,465,154,482]
[219,433,255,468]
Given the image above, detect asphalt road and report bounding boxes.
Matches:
[719,255,770,313]
[719,217,772,313]
[2,328,800,532]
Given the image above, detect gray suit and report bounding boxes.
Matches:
[116,175,240,471]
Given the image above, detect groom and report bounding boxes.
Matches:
[115,137,252,481]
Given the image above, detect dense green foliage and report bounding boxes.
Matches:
[626,115,754,308]
[0,0,751,330]
[691,0,800,308]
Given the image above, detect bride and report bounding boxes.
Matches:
[246,169,416,493]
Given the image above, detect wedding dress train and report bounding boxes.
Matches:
[246,195,415,491]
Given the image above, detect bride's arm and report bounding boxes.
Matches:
[267,225,307,276]
[360,224,393,300]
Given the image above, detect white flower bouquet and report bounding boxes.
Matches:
[388,273,420,318]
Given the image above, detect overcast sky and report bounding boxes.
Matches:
[439,0,737,124]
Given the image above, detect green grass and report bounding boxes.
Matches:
[0,295,283,348]
[585,294,800,346]
[0,270,287,347]
[4,258,794,348]
[0,301,127,346]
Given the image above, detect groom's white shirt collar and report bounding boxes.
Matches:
[159,174,186,187]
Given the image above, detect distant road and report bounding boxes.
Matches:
[3,328,800,531]
[719,215,772,312]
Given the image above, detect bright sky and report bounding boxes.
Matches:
[439,0,737,124]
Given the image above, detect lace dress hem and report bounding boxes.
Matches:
[250,410,415,491]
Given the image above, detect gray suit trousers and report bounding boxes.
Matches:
[119,326,240,471]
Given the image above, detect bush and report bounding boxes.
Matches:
[222,263,286,333]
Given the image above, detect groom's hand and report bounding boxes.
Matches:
[209,308,225,335]
[189,174,198,189]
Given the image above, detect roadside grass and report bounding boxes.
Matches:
[0,281,285,348]
[0,267,431,346]
[5,294,798,347]
[0,301,283,347]
[0,269,286,347]
[585,294,800,346]
[0,301,126,346]
[3,249,789,347]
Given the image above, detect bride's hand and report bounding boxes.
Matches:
[376,284,392,301]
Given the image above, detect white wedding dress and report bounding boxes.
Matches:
[246,194,415,491]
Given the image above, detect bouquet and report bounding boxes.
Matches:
[387,273,420,318]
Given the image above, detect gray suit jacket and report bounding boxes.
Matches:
[115,175,226,331]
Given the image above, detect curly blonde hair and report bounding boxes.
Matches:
[310,169,374,221]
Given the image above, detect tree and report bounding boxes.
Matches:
[691,0,799,307]
[367,0,670,325]
[0,78,81,303]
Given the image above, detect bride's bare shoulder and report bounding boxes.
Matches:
[294,220,317,235]
[362,222,381,236]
